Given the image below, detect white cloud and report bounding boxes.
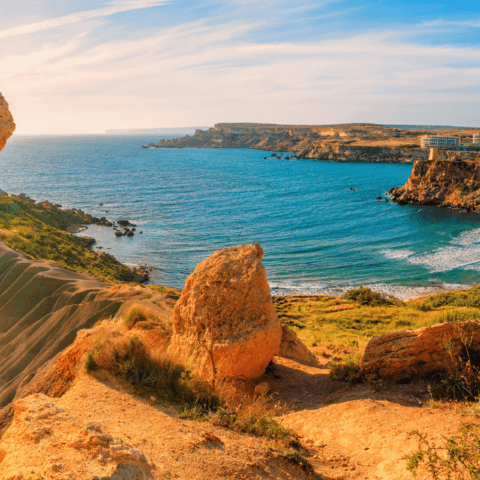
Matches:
[1,10,480,133]
[0,0,168,38]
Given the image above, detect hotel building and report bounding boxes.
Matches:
[420,136,460,149]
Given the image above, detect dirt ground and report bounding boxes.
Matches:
[258,354,480,480]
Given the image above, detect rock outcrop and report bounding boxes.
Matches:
[278,324,318,366]
[0,93,15,153]
[168,243,282,379]
[146,123,480,164]
[0,394,154,480]
[362,320,480,381]
[390,160,480,211]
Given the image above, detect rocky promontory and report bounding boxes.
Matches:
[145,122,479,164]
[390,159,480,211]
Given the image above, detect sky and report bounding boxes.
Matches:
[1,0,480,134]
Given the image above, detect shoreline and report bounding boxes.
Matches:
[3,189,478,302]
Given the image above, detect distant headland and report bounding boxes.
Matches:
[141,122,480,164]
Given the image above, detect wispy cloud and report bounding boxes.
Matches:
[1,0,480,133]
[0,0,168,39]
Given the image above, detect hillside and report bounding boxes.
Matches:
[146,122,480,163]
[0,241,179,428]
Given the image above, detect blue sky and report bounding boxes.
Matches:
[1,0,480,133]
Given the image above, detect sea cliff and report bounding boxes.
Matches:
[145,122,479,164]
[390,159,480,211]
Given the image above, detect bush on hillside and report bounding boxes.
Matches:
[341,286,397,306]
[329,352,364,383]
[123,305,162,329]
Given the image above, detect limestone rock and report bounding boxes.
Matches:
[168,243,282,379]
[390,160,480,211]
[362,320,480,381]
[0,93,15,154]
[0,393,154,480]
[278,324,318,366]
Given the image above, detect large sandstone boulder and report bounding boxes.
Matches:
[0,93,15,153]
[168,243,282,379]
[362,320,480,381]
[0,394,154,479]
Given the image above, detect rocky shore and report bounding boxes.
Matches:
[143,122,478,164]
[390,159,480,211]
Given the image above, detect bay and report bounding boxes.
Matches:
[2,134,480,299]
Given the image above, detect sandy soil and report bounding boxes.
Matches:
[55,372,317,480]
[258,356,480,480]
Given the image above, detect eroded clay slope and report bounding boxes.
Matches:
[0,241,175,410]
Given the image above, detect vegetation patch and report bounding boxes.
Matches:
[0,195,135,282]
[405,423,480,479]
[273,288,480,352]
[86,329,310,470]
[329,351,365,384]
[341,285,400,306]
[123,305,163,329]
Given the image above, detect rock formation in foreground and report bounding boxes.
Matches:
[0,394,154,480]
[168,243,282,379]
[390,159,480,211]
[0,93,15,153]
[362,320,480,381]
[278,324,318,366]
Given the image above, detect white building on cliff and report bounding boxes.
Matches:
[420,136,460,149]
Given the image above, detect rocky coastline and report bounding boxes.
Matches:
[0,190,151,283]
[390,159,480,211]
[143,122,478,164]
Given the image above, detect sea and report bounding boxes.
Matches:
[2,134,480,300]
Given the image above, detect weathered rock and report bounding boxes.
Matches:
[118,220,132,227]
[254,382,270,396]
[168,243,282,379]
[0,393,154,479]
[0,93,15,154]
[278,324,317,366]
[390,160,480,211]
[362,320,480,381]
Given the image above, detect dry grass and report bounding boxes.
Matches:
[83,313,310,470]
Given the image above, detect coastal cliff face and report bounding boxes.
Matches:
[150,123,429,163]
[390,160,480,210]
[146,122,480,164]
[0,93,15,153]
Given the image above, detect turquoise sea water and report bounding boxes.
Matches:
[2,134,480,299]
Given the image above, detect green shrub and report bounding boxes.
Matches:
[85,352,97,371]
[342,286,397,307]
[330,352,364,383]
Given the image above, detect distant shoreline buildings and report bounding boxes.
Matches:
[420,136,460,149]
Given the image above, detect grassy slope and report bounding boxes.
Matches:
[0,194,135,283]
[274,289,480,351]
